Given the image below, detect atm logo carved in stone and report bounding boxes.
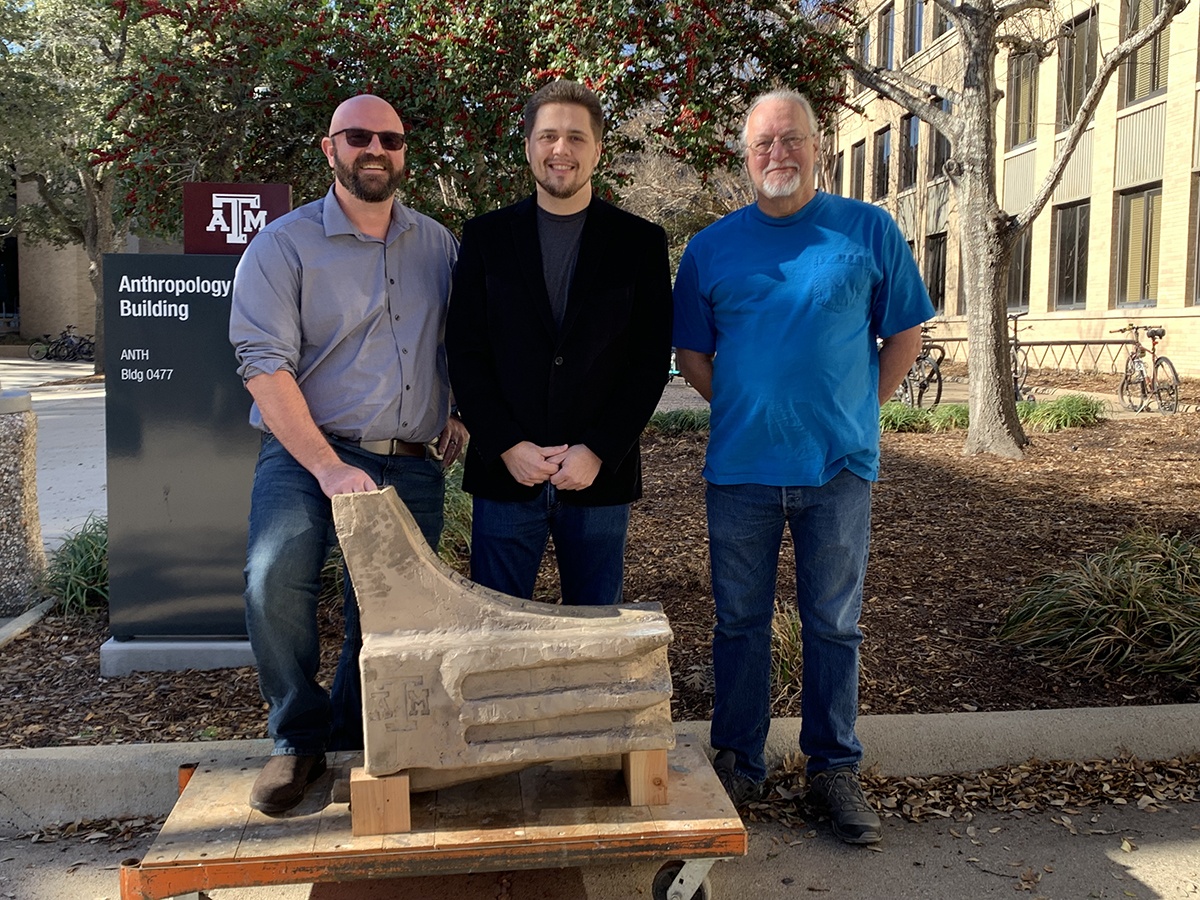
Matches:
[206,194,269,245]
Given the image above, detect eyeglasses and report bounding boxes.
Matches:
[747,135,812,156]
[329,128,407,151]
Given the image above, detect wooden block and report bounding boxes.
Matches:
[350,767,411,836]
[623,749,668,806]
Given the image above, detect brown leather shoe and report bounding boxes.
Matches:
[249,754,328,814]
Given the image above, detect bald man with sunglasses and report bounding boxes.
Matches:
[230,94,465,814]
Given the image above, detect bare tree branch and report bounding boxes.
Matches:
[995,0,1050,23]
[841,51,963,140]
[17,170,86,244]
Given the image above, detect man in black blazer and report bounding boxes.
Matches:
[445,80,672,605]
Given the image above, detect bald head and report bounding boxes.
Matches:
[329,94,403,136]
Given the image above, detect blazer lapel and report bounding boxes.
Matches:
[511,196,558,338]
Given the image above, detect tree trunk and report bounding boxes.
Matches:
[79,167,120,377]
[950,4,1028,458]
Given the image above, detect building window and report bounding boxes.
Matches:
[1054,201,1089,310]
[877,4,895,69]
[1117,185,1161,307]
[1006,53,1038,150]
[930,98,952,179]
[856,26,871,91]
[1124,0,1169,104]
[851,140,866,200]
[905,0,924,58]
[934,0,954,38]
[873,127,892,200]
[1007,229,1031,311]
[899,114,919,190]
[925,232,948,315]
[1058,8,1098,130]
[833,151,844,196]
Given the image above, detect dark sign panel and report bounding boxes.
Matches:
[104,254,258,638]
[183,183,292,255]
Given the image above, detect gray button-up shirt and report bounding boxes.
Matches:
[230,187,458,443]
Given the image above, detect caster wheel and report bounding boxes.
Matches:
[652,860,713,900]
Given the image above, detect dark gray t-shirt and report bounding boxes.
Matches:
[537,206,587,330]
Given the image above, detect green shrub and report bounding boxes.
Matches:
[646,408,710,435]
[42,515,108,615]
[1000,529,1200,681]
[879,401,930,432]
[1019,394,1106,431]
[927,403,969,432]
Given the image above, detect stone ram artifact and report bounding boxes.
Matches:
[332,487,674,791]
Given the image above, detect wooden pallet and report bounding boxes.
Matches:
[119,738,746,900]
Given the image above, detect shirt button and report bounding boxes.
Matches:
[405,384,410,390]
[394,314,400,320]
[554,356,564,365]
[402,421,407,427]
[389,278,395,284]
[402,348,409,354]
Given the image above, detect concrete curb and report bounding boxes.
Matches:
[0,597,55,646]
[3,705,1198,831]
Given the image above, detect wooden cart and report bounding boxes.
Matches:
[118,737,746,900]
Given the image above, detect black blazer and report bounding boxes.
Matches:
[446,195,673,505]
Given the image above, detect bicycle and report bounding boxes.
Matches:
[1008,312,1034,403]
[892,324,943,408]
[1112,323,1178,414]
[29,325,95,362]
[27,334,51,360]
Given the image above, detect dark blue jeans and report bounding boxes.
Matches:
[706,470,871,783]
[470,485,630,606]
[243,434,444,756]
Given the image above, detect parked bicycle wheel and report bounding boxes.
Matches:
[912,357,942,408]
[79,338,96,362]
[1154,357,1180,414]
[48,339,76,361]
[892,375,915,407]
[28,340,49,361]
[1118,360,1148,411]
[1014,347,1029,391]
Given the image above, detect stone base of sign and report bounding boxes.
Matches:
[0,399,46,617]
[99,638,256,677]
[332,487,676,788]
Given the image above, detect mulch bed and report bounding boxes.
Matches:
[4,408,1199,752]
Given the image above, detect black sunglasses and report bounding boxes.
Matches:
[329,128,407,151]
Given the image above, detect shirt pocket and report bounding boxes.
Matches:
[812,254,874,313]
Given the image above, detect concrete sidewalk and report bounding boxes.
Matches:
[1,353,1198,898]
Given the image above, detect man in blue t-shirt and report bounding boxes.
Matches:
[673,89,934,845]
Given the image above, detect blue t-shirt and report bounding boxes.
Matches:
[672,192,934,486]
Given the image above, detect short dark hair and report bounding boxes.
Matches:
[522,80,604,142]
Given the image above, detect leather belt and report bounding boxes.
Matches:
[330,435,429,458]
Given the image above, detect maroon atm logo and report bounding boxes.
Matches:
[183,183,292,255]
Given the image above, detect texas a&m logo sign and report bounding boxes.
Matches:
[183,183,292,255]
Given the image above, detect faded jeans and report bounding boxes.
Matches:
[706,469,871,783]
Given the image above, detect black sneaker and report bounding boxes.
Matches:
[808,767,882,844]
[712,750,765,807]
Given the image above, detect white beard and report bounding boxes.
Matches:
[759,168,803,199]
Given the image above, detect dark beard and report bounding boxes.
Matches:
[332,148,404,202]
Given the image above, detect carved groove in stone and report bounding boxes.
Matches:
[332,487,675,789]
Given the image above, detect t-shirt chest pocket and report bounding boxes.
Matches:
[812,253,874,312]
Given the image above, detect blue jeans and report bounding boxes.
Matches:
[470,486,630,606]
[706,470,871,783]
[243,434,445,756]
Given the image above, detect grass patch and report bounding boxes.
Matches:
[771,605,804,706]
[927,403,969,432]
[439,460,472,566]
[879,401,930,432]
[646,408,710,435]
[1019,394,1106,431]
[1000,528,1200,681]
[42,515,108,615]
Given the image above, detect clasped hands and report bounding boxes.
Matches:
[500,441,600,490]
